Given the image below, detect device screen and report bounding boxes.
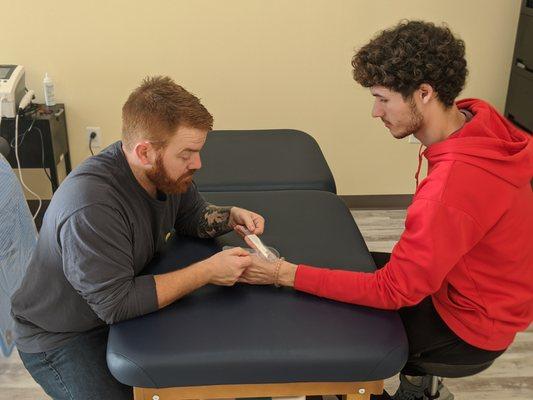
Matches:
[0,67,14,80]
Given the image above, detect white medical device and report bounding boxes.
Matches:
[0,65,26,118]
[0,64,41,220]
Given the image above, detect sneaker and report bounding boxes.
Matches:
[392,374,454,400]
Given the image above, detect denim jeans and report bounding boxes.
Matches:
[19,325,132,400]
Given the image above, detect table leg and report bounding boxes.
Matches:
[49,163,59,192]
[133,387,146,399]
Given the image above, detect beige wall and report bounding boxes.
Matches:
[3,0,522,198]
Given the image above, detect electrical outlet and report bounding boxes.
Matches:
[408,134,421,144]
[86,127,102,149]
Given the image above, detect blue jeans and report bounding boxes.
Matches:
[19,326,132,400]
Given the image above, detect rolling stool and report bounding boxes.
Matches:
[367,359,495,399]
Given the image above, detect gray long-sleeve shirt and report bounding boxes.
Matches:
[11,141,207,353]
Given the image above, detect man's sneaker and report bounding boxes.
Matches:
[391,374,454,400]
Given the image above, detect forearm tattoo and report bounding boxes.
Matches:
[197,204,233,238]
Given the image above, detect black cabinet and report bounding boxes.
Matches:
[505,0,533,133]
[0,104,71,192]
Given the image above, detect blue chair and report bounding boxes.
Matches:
[0,138,37,357]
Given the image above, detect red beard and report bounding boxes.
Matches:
[146,154,195,194]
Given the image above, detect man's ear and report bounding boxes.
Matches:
[133,142,156,166]
[418,83,435,105]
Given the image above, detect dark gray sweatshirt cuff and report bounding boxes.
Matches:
[135,274,159,316]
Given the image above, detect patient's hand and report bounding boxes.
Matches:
[239,254,298,287]
[239,254,277,285]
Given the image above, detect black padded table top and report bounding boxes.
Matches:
[107,190,407,388]
[194,129,337,193]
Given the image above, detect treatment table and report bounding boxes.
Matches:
[194,130,337,193]
[107,190,407,400]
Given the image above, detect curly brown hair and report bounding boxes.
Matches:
[122,76,213,151]
[352,20,468,107]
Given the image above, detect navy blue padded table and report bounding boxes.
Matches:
[194,129,337,193]
[107,190,407,400]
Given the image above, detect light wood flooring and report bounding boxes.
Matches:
[0,209,531,399]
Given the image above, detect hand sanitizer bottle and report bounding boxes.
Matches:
[43,73,56,106]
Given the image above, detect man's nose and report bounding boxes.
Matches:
[190,152,202,170]
[372,102,384,118]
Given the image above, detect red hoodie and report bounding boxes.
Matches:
[295,99,533,351]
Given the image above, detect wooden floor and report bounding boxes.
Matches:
[0,209,531,399]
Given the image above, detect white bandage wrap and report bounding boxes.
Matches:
[246,234,271,259]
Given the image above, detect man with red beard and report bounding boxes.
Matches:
[11,76,264,399]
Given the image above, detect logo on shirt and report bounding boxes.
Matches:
[164,229,176,242]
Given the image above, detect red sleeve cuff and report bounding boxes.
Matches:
[294,264,326,295]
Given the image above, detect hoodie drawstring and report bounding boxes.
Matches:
[415,144,425,190]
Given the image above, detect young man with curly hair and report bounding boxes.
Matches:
[240,21,533,399]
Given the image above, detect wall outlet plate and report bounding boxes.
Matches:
[86,127,102,148]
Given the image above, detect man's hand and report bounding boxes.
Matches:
[154,247,251,309]
[205,247,252,286]
[229,207,265,235]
